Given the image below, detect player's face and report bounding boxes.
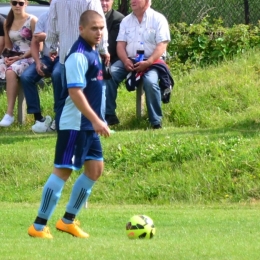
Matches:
[100,0,113,14]
[79,17,104,48]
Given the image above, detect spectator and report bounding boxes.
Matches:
[0,0,37,127]
[105,0,171,129]
[101,0,124,65]
[20,7,62,133]
[100,0,124,125]
[28,10,110,239]
[0,15,5,54]
[45,0,109,90]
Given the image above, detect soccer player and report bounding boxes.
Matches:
[28,10,110,239]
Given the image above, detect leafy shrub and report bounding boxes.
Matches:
[167,17,260,74]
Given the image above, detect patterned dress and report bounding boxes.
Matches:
[0,15,35,79]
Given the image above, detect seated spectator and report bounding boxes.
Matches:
[20,7,61,133]
[105,0,171,129]
[0,15,5,54]
[100,0,124,125]
[0,0,37,127]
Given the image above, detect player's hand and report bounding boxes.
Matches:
[93,120,110,138]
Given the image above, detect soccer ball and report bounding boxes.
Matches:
[126,215,155,239]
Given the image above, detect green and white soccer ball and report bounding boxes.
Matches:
[126,215,155,239]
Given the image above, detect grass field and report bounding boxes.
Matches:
[1,203,260,260]
[1,47,260,258]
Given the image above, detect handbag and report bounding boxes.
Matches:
[1,48,24,58]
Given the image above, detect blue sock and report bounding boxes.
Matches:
[62,173,95,224]
[34,174,65,231]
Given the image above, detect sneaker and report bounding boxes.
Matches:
[28,225,53,239]
[56,219,90,238]
[0,114,14,127]
[49,119,56,131]
[152,124,162,129]
[31,115,52,133]
[105,114,120,126]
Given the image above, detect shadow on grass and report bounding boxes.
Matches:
[0,117,259,145]
[0,130,56,145]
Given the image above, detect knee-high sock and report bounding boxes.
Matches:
[63,173,95,224]
[34,174,65,230]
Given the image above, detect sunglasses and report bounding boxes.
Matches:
[11,1,25,6]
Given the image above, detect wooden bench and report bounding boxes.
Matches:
[1,79,144,124]
[136,82,144,118]
[17,83,27,124]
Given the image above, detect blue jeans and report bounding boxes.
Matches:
[20,56,62,114]
[105,60,162,126]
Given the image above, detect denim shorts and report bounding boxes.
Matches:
[54,130,103,170]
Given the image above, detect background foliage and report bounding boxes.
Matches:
[117,0,260,26]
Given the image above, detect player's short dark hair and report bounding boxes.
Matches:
[79,10,103,26]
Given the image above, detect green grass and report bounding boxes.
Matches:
[1,49,260,203]
[1,47,260,258]
[1,203,260,260]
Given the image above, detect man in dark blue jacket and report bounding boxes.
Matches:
[101,0,124,125]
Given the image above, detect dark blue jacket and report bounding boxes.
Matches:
[125,59,174,103]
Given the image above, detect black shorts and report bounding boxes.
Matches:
[54,130,103,170]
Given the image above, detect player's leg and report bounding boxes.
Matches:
[56,131,103,238]
[28,130,78,238]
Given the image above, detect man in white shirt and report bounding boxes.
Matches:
[105,0,171,129]
[46,0,109,88]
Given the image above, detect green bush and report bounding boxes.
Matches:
[167,18,260,74]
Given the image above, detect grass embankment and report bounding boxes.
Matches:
[1,49,260,204]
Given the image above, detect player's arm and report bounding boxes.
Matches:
[68,88,110,137]
[65,53,110,137]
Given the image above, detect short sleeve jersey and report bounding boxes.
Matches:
[56,36,104,131]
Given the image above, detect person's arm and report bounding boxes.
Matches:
[65,53,110,136]
[68,88,110,137]
[0,36,4,54]
[134,14,171,72]
[3,20,12,50]
[134,41,168,72]
[0,16,5,54]
[31,33,46,76]
[117,41,134,72]
[45,1,59,56]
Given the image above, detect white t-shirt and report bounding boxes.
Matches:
[116,8,171,58]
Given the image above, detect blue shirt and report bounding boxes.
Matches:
[56,36,104,131]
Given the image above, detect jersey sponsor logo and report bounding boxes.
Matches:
[97,70,103,81]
